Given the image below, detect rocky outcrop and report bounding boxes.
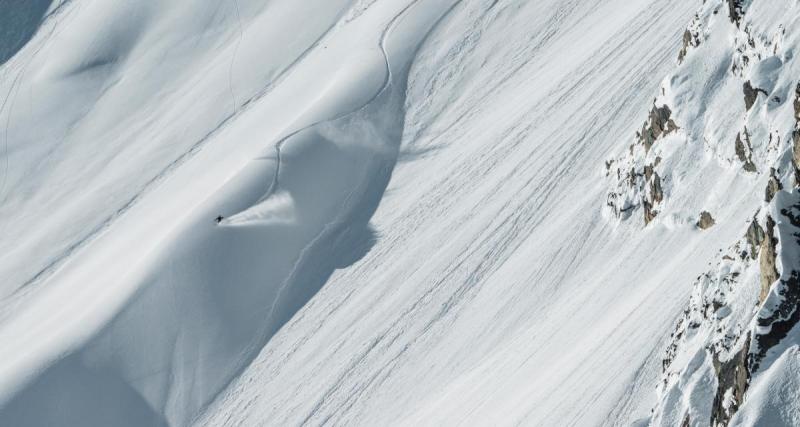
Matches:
[644,168,665,225]
[745,216,765,259]
[794,83,800,121]
[727,0,745,27]
[639,104,678,153]
[643,201,657,225]
[658,196,800,424]
[734,130,757,173]
[750,271,800,372]
[794,133,800,185]
[678,16,702,64]
[710,336,750,427]
[655,243,755,426]
[697,211,715,229]
[604,101,677,225]
[644,1,800,424]
[793,84,800,185]
[655,214,762,426]
[678,30,693,64]
[750,201,800,372]
[765,168,782,203]
[742,81,767,111]
[758,215,777,303]
[604,103,677,225]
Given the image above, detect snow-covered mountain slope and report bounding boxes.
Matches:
[0,0,457,425]
[2,0,799,425]
[628,1,800,426]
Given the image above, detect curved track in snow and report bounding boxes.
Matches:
[223,0,424,227]
[0,1,460,426]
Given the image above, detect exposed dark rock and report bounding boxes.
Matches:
[759,216,778,303]
[710,336,751,427]
[794,130,800,186]
[608,104,680,223]
[750,271,800,372]
[678,30,692,63]
[697,211,715,230]
[642,171,664,225]
[677,24,702,64]
[734,55,750,75]
[727,0,745,27]
[650,172,663,203]
[751,204,800,372]
[644,164,654,181]
[745,217,765,260]
[743,81,767,111]
[794,84,800,185]
[734,133,746,161]
[765,168,782,203]
[734,131,757,172]
[640,104,678,152]
[794,83,800,121]
[644,200,657,225]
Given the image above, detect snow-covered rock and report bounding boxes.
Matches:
[639,1,800,425]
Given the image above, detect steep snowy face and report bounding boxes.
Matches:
[10,0,800,426]
[0,0,461,426]
[199,0,707,426]
[605,0,800,425]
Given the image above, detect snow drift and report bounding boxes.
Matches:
[2,0,800,426]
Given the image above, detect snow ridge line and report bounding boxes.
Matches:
[248,0,424,326]
[293,3,683,423]
[195,2,436,420]
[224,0,424,225]
[6,7,351,298]
[286,3,470,424]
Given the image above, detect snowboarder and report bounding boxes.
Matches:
[215,215,224,224]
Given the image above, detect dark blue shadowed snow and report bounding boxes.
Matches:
[0,0,52,65]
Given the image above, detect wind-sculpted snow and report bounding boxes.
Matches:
[10,0,800,425]
[200,0,703,425]
[0,0,455,425]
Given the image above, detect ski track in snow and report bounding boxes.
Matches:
[2,1,354,307]
[0,0,465,425]
[5,0,782,425]
[195,1,701,426]
[224,0,427,333]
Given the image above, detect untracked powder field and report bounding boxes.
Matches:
[1,0,800,426]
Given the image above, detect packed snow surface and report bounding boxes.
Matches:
[4,0,799,426]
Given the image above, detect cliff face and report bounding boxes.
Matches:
[605,0,800,425]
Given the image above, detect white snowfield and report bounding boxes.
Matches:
[1,0,797,426]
